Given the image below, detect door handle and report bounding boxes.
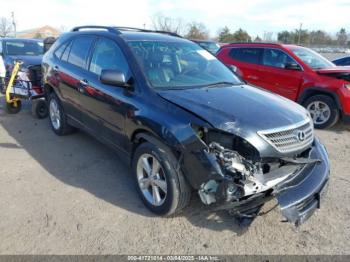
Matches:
[247,75,258,80]
[79,79,88,86]
[78,79,88,93]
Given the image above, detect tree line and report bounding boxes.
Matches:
[152,14,349,47]
[1,13,349,47]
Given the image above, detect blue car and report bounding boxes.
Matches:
[333,55,350,66]
[0,38,43,92]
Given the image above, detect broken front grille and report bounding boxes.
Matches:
[258,119,314,153]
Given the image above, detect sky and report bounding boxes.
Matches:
[0,0,349,38]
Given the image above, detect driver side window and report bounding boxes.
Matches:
[89,38,129,77]
[263,48,295,69]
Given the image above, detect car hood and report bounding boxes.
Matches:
[4,55,43,68]
[317,67,350,74]
[317,67,350,81]
[158,84,309,139]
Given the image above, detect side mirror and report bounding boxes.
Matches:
[227,64,237,73]
[100,69,130,87]
[285,62,302,71]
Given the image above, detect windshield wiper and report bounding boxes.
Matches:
[203,81,241,88]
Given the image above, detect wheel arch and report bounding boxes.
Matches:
[297,87,342,110]
[130,129,182,165]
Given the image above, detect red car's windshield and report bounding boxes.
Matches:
[290,47,335,70]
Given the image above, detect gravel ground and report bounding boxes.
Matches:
[0,92,350,255]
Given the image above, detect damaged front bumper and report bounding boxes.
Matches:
[274,138,329,226]
[193,138,330,226]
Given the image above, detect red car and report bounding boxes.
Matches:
[217,43,350,129]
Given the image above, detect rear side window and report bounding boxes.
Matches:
[61,41,72,62]
[67,36,95,68]
[54,42,68,59]
[229,48,263,64]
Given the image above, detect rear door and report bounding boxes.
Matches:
[260,48,303,100]
[223,47,264,87]
[54,35,95,122]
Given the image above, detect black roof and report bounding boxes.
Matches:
[70,25,186,42]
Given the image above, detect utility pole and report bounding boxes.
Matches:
[297,23,302,45]
[11,12,16,38]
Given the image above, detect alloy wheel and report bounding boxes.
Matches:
[307,101,331,125]
[49,99,61,130]
[136,154,168,206]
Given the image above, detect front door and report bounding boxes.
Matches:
[79,37,133,151]
[260,48,303,100]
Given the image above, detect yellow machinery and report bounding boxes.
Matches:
[3,60,48,118]
[5,60,23,113]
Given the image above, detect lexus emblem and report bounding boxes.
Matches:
[296,130,306,142]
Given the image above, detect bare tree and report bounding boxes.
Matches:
[0,17,13,38]
[151,14,186,36]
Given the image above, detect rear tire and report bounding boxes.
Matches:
[132,141,191,216]
[6,101,22,114]
[32,99,48,119]
[303,95,339,129]
[48,92,75,135]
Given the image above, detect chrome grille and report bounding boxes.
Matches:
[258,119,314,153]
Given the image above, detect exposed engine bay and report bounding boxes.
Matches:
[195,126,322,222]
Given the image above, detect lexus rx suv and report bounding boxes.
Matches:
[217,43,350,129]
[42,26,329,226]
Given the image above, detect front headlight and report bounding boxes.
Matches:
[344,83,350,89]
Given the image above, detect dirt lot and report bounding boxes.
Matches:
[0,95,350,255]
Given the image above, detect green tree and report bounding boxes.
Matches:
[185,22,209,40]
[337,28,348,46]
[217,26,234,43]
[309,30,332,46]
[254,35,262,42]
[278,30,293,43]
[232,28,251,42]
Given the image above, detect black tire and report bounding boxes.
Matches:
[132,141,191,216]
[48,92,75,135]
[303,95,339,129]
[6,101,22,114]
[31,99,48,119]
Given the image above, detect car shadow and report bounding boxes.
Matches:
[0,98,252,235]
[328,121,350,134]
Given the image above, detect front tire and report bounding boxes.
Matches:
[48,92,75,135]
[303,95,339,129]
[132,141,191,216]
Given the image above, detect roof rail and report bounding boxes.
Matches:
[228,41,281,45]
[114,27,182,38]
[71,26,121,34]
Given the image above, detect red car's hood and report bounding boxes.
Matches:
[317,67,350,81]
[317,67,350,74]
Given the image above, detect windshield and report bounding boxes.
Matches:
[128,41,242,90]
[5,40,44,56]
[197,42,220,54]
[290,47,335,70]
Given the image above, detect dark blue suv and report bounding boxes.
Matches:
[42,26,330,226]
